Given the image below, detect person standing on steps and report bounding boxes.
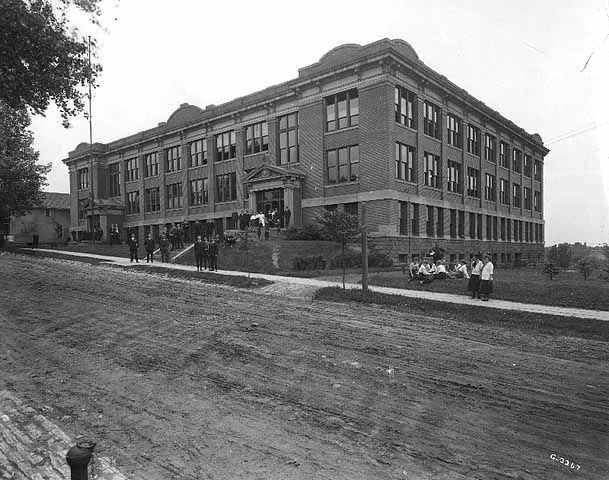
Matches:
[284,207,291,228]
[208,237,219,271]
[128,233,139,263]
[159,232,170,262]
[194,235,205,271]
[468,253,483,298]
[144,233,155,263]
[478,253,494,301]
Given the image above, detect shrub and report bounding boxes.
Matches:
[542,262,560,280]
[292,255,326,271]
[329,251,394,269]
[369,252,393,268]
[285,225,325,241]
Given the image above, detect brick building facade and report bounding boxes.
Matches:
[63,38,549,265]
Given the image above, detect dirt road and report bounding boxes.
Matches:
[0,255,607,479]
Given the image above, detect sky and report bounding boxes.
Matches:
[31,0,609,246]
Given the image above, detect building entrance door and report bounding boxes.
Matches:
[255,188,284,226]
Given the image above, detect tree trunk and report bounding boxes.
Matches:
[342,235,345,290]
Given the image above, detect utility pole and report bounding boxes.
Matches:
[361,202,368,293]
[87,36,95,244]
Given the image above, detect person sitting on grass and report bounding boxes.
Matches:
[421,260,448,284]
[408,258,420,281]
[453,260,470,279]
[478,253,494,301]
[417,259,432,284]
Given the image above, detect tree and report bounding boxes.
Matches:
[0,0,103,126]
[576,255,598,281]
[0,101,51,219]
[317,210,360,289]
[547,243,572,268]
[542,263,560,280]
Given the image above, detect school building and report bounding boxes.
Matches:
[62,38,549,265]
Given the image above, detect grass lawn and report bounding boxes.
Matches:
[368,267,609,311]
[315,286,609,342]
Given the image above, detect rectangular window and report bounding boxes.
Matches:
[423,152,440,188]
[484,173,496,201]
[458,210,464,237]
[467,167,480,197]
[447,113,462,148]
[524,154,532,177]
[78,198,88,220]
[450,209,457,238]
[395,86,416,129]
[513,184,522,207]
[423,101,441,139]
[215,172,237,202]
[499,178,509,205]
[477,213,483,240]
[144,187,160,212]
[125,158,139,182]
[493,216,498,240]
[144,152,158,177]
[534,160,542,181]
[344,202,358,216]
[426,205,434,237]
[412,203,419,236]
[189,139,207,167]
[326,89,358,131]
[245,121,269,155]
[507,218,512,241]
[126,191,140,215]
[327,145,359,184]
[447,160,462,193]
[395,142,415,182]
[500,218,506,240]
[165,146,182,172]
[512,148,522,173]
[524,186,532,210]
[486,215,492,240]
[279,113,298,165]
[467,125,481,156]
[534,190,541,212]
[189,178,208,206]
[77,168,89,189]
[436,208,444,237]
[484,134,496,162]
[108,163,121,197]
[215,131,237,161]
[166,182,183,210]
[399,201,408,235]
[499,142,509,168]
[469,212,476,239]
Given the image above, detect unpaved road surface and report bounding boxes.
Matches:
[0,255,608,479]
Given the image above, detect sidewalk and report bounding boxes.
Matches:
[31,248,609,321]
[0,390,126,480]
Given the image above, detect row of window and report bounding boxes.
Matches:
[394,85,542,179]
[398,201,544,243]
[124,173,238,214]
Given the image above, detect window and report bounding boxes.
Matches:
[507,219,512,241]
[77,168,89,189]
[447,161,461,193]
[534,160,542,181]
[467,125,481,156]
[395,142,415,182]
[486,215,492,240]
[108,163,121,197]
[245,121,269,155]
[326,89,358,131]
[458,211,464,237]
[327,145,359,184]
[524,154,532,177]
[493,216,498,240]
[215,172,237,202]
[395,86,416,128]
[423,101,441,139]
[450,210,457,238]
[126,191,140,215]
[512,184,522,207]
[125,158,139,182]
[412,203,419,236]
[144,152,158,177]
[165,146,182,172]
[344,202,358,216]
[469,212,476,238]
[189,139,207,167]
[436,208,444,237]
[45,208,51,217]
[78,198,88,220]
[144,187,160,212]
[447,113,462,148]
[484,173,496,201]
[215,131,236,161]
[399,201,408,235]
[467,167,480,197]
[534,190,541,212]
[423,152,440,188]
[484,134,496,162]
[512,148,522,173]
[524,186,531,210]
[499,178,509,205]
[189,178,209,206]
[499,142,509,168]
[279,113,298,164]
[166,182,183,209]
[477,213,483,239]
[426,206,434,237]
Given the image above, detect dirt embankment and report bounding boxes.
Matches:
[0,255,607,479]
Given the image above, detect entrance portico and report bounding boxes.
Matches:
[244,165,304,228]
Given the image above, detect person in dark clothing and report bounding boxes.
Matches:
[169,226,176,251]
[176,226,184,249]
[284,207,291,228]
[159,232,170,262]
[32,233,39,248]
[208,238,219,271]
[194,235,205,271]
[144,233,155,263]
[128,234,139,262]
[257,223,262,240]
[202,238,210,270]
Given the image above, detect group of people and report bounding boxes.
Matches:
[409,251,495,301]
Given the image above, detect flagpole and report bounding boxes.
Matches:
[88,35,95,244]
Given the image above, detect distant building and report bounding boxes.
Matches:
[62,38,548,265]
[9,192,70,245]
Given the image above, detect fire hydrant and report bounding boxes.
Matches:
[66,441,96,480]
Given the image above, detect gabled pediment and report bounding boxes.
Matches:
[244,164,304,183]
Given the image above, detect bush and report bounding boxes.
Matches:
[285,225,325,241]
[369,252,393,268]
[292,255,327,271]
[329,251,394,269]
